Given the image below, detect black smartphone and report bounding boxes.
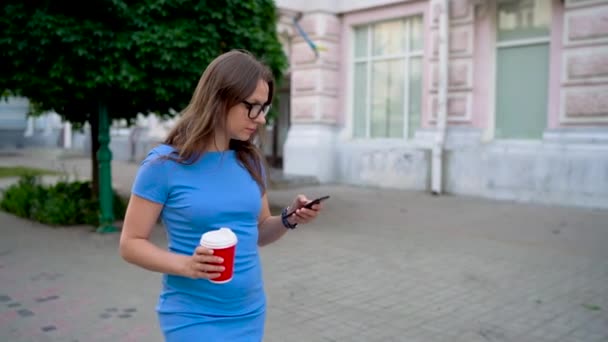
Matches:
[284,195,330,217]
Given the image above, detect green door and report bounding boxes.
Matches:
[495,0,552,140]
[495,43,549,139]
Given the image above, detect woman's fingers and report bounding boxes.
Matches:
[194,254,224,265]
[190,247,225,279]
[293,206,320,222]
[194,246,224,263]
[190,262,223,279]
[195,262,225,274]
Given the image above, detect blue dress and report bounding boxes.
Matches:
[131,144,266,342]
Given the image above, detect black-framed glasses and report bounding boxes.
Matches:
[242,100,271,119]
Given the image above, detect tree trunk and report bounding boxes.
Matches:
[89,113,100,199]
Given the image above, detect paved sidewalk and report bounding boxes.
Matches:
[1,150,607,341]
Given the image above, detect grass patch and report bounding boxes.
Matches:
[582,303,601,311]
[0,166,61,178]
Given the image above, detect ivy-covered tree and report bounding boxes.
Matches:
[1,0,287,231]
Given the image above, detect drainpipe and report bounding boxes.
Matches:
[432,0,450,195]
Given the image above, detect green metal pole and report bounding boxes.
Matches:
[96,102,117,233]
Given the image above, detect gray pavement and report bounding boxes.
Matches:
[1,149,608,341]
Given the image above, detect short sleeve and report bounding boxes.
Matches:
[131,149,170,204]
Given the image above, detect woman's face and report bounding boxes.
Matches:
[226,79,269,141]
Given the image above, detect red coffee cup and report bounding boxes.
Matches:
[199,228,238,284]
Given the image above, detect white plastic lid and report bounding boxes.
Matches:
[200,228,238,249]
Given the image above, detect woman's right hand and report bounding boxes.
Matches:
[181,246,225,279]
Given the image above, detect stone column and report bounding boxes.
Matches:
[63,121,72,149]
[283,12,341,182]
[24,115,35,137]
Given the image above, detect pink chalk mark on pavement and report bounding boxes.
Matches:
[0,310,18,326]
[125,325,150,341]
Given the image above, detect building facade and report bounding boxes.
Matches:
[2,0,606,209]
[277,0,608,209]
[0,98,73,150]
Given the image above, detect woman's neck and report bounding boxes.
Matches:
[205,131,230,151]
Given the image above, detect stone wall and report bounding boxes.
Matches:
[559,0,608,126]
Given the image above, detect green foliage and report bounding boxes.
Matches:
[0,0,288,123]
[0,175,44,218]
[0,175,127,227]
[1,0,288,215]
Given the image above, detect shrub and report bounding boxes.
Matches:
[0,174,127,228]
[0,174,45,219]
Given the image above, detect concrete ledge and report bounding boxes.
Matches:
[445,142,608,209]
[543,127,608,144]
[283,124,337,183]
[413,127,483,150]
[336,141,430,190]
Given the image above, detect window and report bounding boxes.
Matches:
[497,0,551,41]
[353,16,423,139]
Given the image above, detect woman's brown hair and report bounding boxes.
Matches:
[163,49,273,193]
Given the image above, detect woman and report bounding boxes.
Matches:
[119,50,323,341]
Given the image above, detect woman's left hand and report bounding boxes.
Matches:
[286,195,323,225]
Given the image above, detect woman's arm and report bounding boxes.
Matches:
[119,194,225,280]
[257,194,321,246]
[119,194,191,275]
[257,194,289,246]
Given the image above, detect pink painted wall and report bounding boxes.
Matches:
[339,1,431,127]
[547,0,564,129]
[472,2,493,129]
[557,1,608,126]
